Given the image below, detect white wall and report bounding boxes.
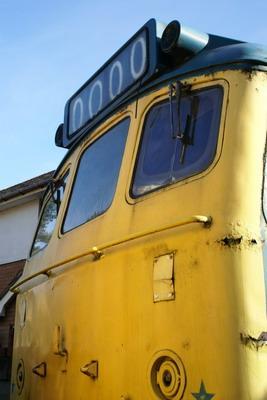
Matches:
[0,199,39,264]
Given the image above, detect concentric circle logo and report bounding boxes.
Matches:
[149,350,186,400]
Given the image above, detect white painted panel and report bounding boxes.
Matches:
[0,200,39,264]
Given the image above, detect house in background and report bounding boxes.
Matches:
[0,171,53,395]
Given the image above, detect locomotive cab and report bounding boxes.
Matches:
[11,19,267,400]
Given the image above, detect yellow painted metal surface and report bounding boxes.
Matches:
[11,70,267,399]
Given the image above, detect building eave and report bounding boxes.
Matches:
[0,171,54,211]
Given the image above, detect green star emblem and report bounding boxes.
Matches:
[192,380,215,399]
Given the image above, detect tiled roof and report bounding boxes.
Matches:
[0,171,54,203]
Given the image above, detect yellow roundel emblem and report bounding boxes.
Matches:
[148,350,186,400]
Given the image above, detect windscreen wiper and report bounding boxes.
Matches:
[49,179,64,214]
[169,82,184,139]
[169,81,193,140]
[179,95,199,163]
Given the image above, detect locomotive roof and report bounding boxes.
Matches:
[156,39,267,82]
[54,30,267,178]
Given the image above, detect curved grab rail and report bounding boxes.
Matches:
[11,215,212,293]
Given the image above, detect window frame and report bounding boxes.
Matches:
[61,117,130,235]
[29,170,69,258]
[126,79,227,204]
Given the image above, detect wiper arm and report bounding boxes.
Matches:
[179,95,199,164]
[49,179,63,214]
[169,81,193,139]
[169,82,184,139]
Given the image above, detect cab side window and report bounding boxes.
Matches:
[62,118,129,233]
[31,175,68,256]
[132,86,223,197]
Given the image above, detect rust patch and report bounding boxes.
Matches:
[217,235,258,248]
[240,332,267,350]
[219,236,243,247]
[182,340,190,350]
[241,68,258,81]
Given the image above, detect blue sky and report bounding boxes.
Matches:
[1,0,267,189]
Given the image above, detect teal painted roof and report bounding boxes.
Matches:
[55,31,267,169]
[144,34,267,91]
[169,40,267,76]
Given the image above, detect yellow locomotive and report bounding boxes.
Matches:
[11,19,267,399]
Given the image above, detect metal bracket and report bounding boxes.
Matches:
[92,246,104,261]
[80,360,98,379]
[53,325,68,358]
[32,362,46,378]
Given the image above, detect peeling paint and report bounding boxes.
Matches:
[217,233,258,248]
[219,236,243,247]
[240,332,267,350]
[241,68,258,81]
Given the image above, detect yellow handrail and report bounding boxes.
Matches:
[11,215,212,293]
